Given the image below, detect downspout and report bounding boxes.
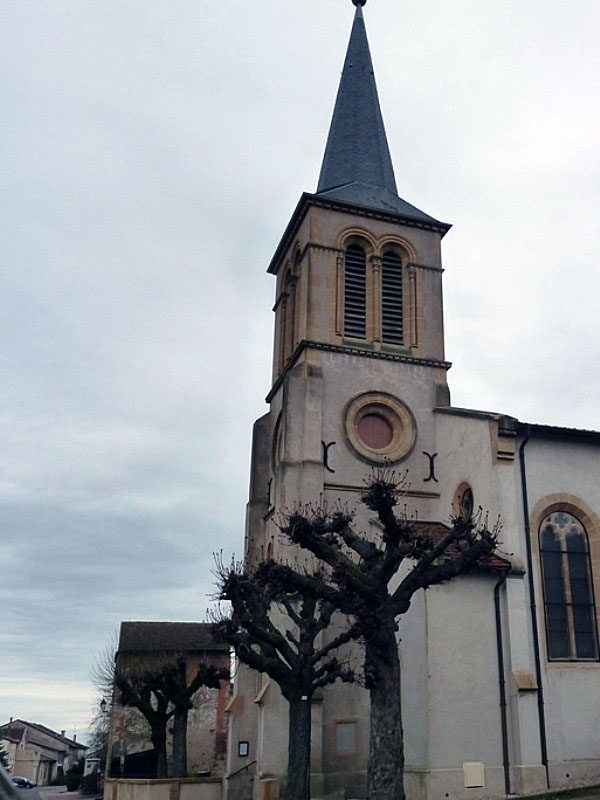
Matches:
[519,430,550,787]
[494,570,510,796]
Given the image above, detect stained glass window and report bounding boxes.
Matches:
[539,511,598,661]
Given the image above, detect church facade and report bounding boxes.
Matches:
[225,4,600,800]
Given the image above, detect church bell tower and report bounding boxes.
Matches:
[259,0,452,540]
[229,2,454,797]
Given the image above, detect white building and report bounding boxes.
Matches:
[225,3,600,800]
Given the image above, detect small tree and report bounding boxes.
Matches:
[0,744,9,770]
[160,659,229,778]
[115,669,174,778]
[115,659,229,778]
[216,557,357,800]
[277,471,502,800]
[89,634,119,775]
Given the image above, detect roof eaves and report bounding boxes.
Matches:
[267,192,451,276]
[413,521,511,573]
[19,721,87,750]
[267,194,312,275]
[118,621,228,654]
[516,421,600,444]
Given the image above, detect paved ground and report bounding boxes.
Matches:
[20,787,92,800]
[37,788,72,799]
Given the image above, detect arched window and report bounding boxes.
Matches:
[381,251,403,344]
[283,270,297,361]
[539,511,598,661]
[452,482,474,521]
[344,245,367,339]
[277,269,298,372]
[342,244,405,344]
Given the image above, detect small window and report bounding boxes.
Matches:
[453,483,474,521]
[344,245,367,339]
[460,487,474,520]
[334,720,358,756]
[539,511,598,661]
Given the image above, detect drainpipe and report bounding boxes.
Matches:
[494,570,510,796]
[519,430,550,787]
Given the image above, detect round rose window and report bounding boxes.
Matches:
[345,393,416,464]
[357,414,394,450]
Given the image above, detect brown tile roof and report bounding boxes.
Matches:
[414,521,511,572]
[118,622,228,654]
[0,721,86,751]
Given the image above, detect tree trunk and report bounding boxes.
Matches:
[285,694,312,800]
[365,624,404,800]
[150,728,168,779]
[172,706,188,778]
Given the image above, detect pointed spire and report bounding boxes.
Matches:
[317,2,396,197]
[316,2,441,225]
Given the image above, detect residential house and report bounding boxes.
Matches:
[0,719,87,785]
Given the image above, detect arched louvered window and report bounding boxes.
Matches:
[381,251,403,344]
[344,245,366,339]
[284,271,297,362]
[540,511,598,660]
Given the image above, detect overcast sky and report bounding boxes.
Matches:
[1,0,599,740]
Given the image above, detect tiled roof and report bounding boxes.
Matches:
[118,622,228,654]
[0,721,86,751]
[414,521,511,572]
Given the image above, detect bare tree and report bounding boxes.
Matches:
[114,658,229,779]
[88,634,119,772]
[160,659,229,778]
[115,668,174,778]
[276,471,502,800]
[216,557,357,800]
[91,629,228,781]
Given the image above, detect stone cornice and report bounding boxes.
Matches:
[409,261,444,274]
[324,482,441,500]
[307,242,345,255]
[268,193,450,275]
[266,339,452,402]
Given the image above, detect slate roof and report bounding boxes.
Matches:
[118,622,228,654]
[315,3,445,227]
[437,407,600,445]
[516,421,600,444]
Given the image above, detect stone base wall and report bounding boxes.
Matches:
[104,777,222,800]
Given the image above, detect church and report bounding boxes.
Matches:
[224,3,600,799]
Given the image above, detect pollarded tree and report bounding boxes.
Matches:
[115,659,229,778]
[216,557,357,800]
[277,471,503,800]
[161,659,229,778]
[115,668,174,778]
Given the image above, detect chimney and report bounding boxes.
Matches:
[73,734,76,742]
[61,730,65,738]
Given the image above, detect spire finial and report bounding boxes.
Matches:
[352,0,367,6]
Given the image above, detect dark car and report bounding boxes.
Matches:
[0,764,20,799]
[11,777,36,789]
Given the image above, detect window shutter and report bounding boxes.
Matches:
[381,251,403,344]
[344,245,366,339]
